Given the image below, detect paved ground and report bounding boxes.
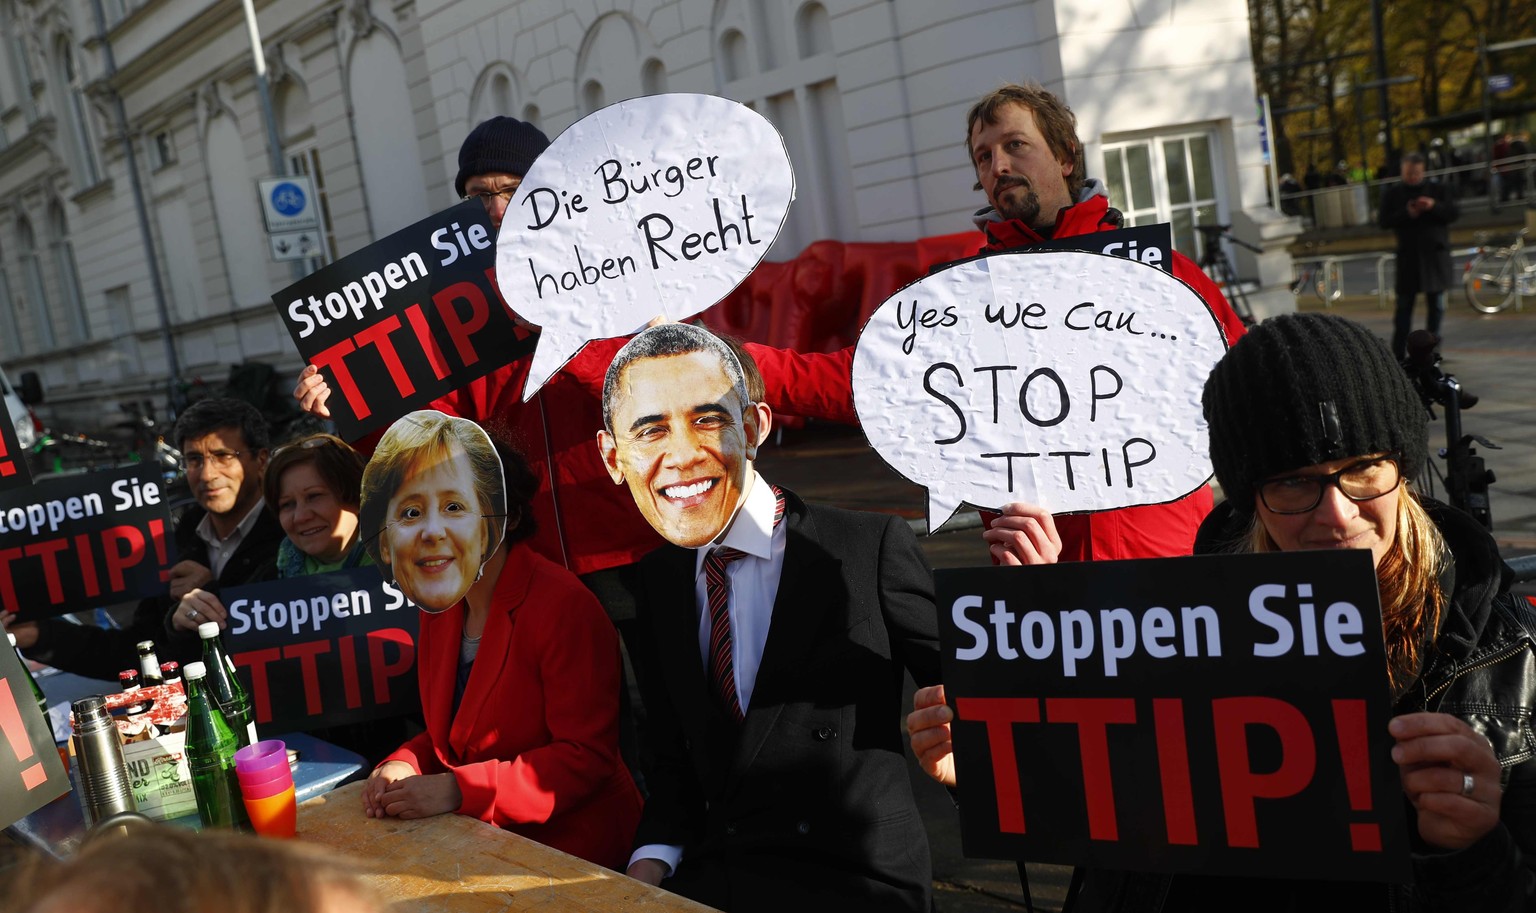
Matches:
[756,288,1536,913]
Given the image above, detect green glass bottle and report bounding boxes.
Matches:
[196,622,255,748]
[8,633,50,726]
[182,662,250,830]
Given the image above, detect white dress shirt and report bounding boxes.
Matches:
[194,499,266,579]
[629,470,787,877]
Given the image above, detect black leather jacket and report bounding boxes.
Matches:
[1070,499,1536,913]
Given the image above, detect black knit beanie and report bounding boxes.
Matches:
[455,117,550,198]
[1202,312,1427,512]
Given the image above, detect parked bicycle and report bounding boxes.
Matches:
[1464,228,1534,314]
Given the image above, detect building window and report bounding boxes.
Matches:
[714,0,851,256]
[49,202,89,343]
[17,217,54,350]
[150,129,176,170]
[1102,131,1223,261]
[642,59,666,96]
[287,146,334,268]
[104,284,138,380]
[59,43,103,188]
[0,264,20,359]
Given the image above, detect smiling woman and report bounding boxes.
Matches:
[356,412,641,868]
[264,433,370,577]
[358,411,505,612]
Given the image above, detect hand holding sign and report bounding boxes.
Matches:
[496,94,794,401]
[852,250,1226,533]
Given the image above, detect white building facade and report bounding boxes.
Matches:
[0,0,1288,433]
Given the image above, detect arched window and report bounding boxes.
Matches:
[796,3,831,58]
[471,67,519,123]
[576,13,660,112]
[642,59,666,96]
[522,104,542,131]
[48,201,88,343]
[16,217,54,349]
[583,80,605,115]
[278,79,333,267]
[57,40,102,187]
[713,0,854,255]
[490,71,513,114]
[205,112,268,310]
[0,239,21,358]
[348,32,430,234]
[720,29,749,83]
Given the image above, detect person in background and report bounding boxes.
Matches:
[4,399,282,677]
[265,431,415,766]
[265,433,370,575]
[1378,151,1459,360]
[962,82,1243,560]
[910,313,1536,912]
[357,411,640,870]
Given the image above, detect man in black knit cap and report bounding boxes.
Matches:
[453,116,550,233]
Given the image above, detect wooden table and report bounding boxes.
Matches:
[297,782,717,912]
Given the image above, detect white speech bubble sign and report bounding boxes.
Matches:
[852,250,1228,534]
[496,93,794,401]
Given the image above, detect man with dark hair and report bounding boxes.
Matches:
[963,82,1246,561]
[602,325,939,912]
[8,398,282,678]
[1378,150,1459,360]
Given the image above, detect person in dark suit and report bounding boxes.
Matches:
[1377,151,1459,360]
[7,398,282,677]
[598,324,940,912]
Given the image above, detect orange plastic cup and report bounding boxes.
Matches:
[242,784,297,839]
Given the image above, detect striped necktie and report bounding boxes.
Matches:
[703,486,785,723]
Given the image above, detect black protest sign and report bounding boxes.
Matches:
[937,550,1409,883]
[0,641,69,828]
[0,466,176,621]
[0,408,31,494]
[1033,222,1175,275]
[274,200,536,441]
[222,568,420,733]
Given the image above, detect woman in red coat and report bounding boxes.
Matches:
[356,411,641,869]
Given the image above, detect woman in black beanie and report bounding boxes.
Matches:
[1163,311,1536,910]
[911,312,1536,911]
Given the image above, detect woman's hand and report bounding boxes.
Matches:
[982,502,1062,566]
[377,772,462,820]
[1391,712,1502,850]
[908,684,956,787]
[293,364,331,419]
[170,589,228,632]
[362,761,417,818]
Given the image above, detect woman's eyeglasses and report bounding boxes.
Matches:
[1258,454,1403,514]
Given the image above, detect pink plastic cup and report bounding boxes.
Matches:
[236,762,293,793]
[240,770,295,802]
[234,740,288,777]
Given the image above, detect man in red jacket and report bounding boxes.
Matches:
[964,83,1245,562]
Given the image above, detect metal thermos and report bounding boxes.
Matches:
[69,696,137,825]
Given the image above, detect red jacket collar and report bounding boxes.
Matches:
[982,194,1113,250]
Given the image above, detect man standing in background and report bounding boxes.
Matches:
[1378,151,1459,360]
